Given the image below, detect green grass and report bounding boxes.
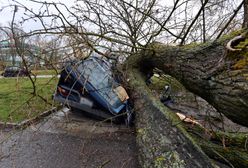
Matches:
[32,69,59,76]
[0,77,58,122]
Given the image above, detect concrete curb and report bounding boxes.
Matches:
[0,107,57,130]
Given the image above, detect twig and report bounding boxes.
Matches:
[216,0,244,39]
[98,160,111,168]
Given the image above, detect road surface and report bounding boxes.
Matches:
[0,108,139,168]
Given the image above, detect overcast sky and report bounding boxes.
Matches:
[0,0,182,31]
[0,0,243,38]
[0,0,74,31]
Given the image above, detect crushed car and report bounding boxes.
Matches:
[53,53,133,125]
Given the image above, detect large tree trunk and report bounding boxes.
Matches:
[126,69,215,167]
[125,30,248,167]
[127,30,248,127]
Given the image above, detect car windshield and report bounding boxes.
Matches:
[77,58,122,108]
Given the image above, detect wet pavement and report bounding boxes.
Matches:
[0,108,139,168]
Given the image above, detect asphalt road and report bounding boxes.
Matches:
[0,108,139,168]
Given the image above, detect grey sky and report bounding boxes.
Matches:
[0,0,186,31]
[0,0,243,44]
[0,0,74,31]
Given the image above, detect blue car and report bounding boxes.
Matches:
[53,55,132,124]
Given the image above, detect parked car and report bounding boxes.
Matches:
[1,66,30,77]
[53,55,133,125]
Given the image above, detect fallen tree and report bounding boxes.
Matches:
[2,0,247,167]
[127,30,248,127]
[126,69,215,167]
[125,30,248,167]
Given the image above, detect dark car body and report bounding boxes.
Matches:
[53,56,132,124]
[2,66,30,77]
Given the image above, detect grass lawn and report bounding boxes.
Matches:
[0,77,58,123]
[32,69,59,76]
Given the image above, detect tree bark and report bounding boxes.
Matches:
[126,69,215,167]
[243,0,248,28]
[126,30,248,127]
[183,123,248,168]
[125,30,248,167]
[194,135,248,168]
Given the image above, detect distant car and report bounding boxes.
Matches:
[53,55,133,125]
[1,66,30,77]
